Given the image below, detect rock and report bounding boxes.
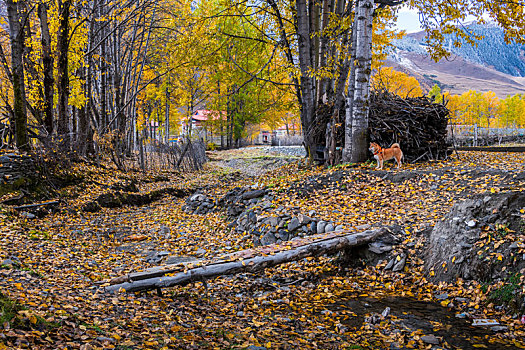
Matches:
[288,218,300,232]
[246,346,267,350]
[297,214,312,225]
[268,216,279,227]
[335,225,344,231]
[434,293,449,301]
[509,241,519,249]
[385,258,395,270]
[368,242,392,254]
[277,230,289,241]
[425,192,525,282]
[236,311,244,317]
[159,225,170,235]
[356,224,371,231]
[472,319,500,326]
[308,210,316,217]
[194,248,207,257]
[310,222,317,234]
[164,256,197,265]
[381,307,390,318]
[491,326,508,332]
[1,259,16,267]
[420,335,439,345]
[317,221,327,234]
[82,201,101,212]
[241,189,266,200]
[260,232,276,245]
[190,193,207,202]
[20,211,36,219]
[392,255,406,272]
[325,223,334,232]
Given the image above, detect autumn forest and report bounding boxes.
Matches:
[1,0,525,349]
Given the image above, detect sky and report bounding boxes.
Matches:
[396,8,423,33]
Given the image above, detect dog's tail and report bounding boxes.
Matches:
[391,143,400,149]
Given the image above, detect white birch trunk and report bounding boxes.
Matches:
[343,0,373,163]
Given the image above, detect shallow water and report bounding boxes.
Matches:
[330,296,520,349]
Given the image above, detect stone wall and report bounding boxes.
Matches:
[0,153,37,195]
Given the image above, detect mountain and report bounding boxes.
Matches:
[385,23,525,97]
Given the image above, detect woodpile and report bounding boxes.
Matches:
[369,91,450,162]
[314,90,450,163]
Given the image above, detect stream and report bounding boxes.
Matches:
[330,296,520,349]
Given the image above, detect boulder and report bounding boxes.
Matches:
[288,217,300,232]
[425,192,525,282]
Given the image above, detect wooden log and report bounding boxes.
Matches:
[104,227,389,293]
[453,146,525,152]
[13,199,60,210]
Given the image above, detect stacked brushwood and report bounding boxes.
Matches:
[368,90,450,162]
[313,90,450,163]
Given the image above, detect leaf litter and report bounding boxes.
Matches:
[0,150,524,349]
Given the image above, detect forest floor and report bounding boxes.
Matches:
[1,148,525,349]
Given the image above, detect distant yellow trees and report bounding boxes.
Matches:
[372,67,423,97]
[372,67,525,129]
[444,90,525,128]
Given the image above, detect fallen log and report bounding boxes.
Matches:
[13,199,60,210]
[105,227,389,293]
[453,146,525,152]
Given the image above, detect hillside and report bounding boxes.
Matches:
[386,23,525,97]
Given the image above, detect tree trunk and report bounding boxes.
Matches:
[105,227,388,293]
[6,0,29,151]
[343,0,373,163]
[38,2,54,136]
[296,0,317,160]
[57,0,71,147]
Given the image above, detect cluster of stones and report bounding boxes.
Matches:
[182,187,267,216]
[183,185,343,246]
[235,207,344,246]
[0,153,36,189]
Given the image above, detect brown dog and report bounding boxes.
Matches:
[369,142,403,169]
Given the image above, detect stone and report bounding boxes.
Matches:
[308,210,316,217]
[268,216,279,227]
[241,189,266,200]
[297,214,312,225]
[355,224,371,231]
[159,226,170,235]
[236,311,244,317]
[368,242,392,254]
[335,225,344,231]
[190,193,207,202]
[434,293,449,300]
[317,221,327,234]
[466,219,477,228]
[277,230,289,241]
[381,307,390,318]
[325,223,334,232]
[288,218,300,231]
[509,241,519,249]
[246,346,267,350]
[310,222,317,234]
[260,232,276,245]
[472,319,500,326]
[164,256,197,265]
[491,326,508,332]
[1,259,16,267]
[20,212,35,219]
[194,248,207,257]
[420,335,439,345]
[385,258,395,270]
[392,255,406,272]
